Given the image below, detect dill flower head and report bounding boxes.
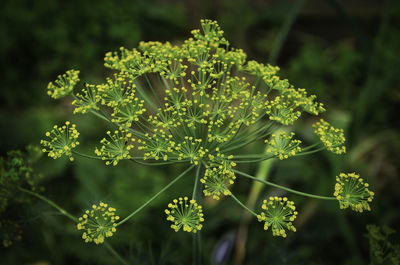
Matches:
[313,119,346,154]
[72,83,100,114]
[77,202,119,244]
[47,69,80,99]
[257,196,298,238]
[94,129,135,166]
[265,132,302,160]
[40,121,80,161]
[334,173,374,212]
[200,153,236,200]
[165,197,204,233]
[43,20,357,237]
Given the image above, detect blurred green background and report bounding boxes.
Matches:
[0,0,399,264]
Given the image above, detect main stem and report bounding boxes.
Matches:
[232,169,336,201]
[116,165,195,226]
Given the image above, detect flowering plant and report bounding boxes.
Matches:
[17,19,374,263]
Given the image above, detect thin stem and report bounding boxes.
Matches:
[295,147,325,157]
[233,157,275,164]
[192,165,202,265]
[116,165,195,226]
[129,159,189,166]
[230,193,258,217]
[233,154,267,159]
[233,169,335,201]
[73,150,104,160]
[135,81,158,110]
[269,0,308,64]
[104,242,130,265]
[19,187,78,222]
[192,165,202,200]
[89,109,112,123]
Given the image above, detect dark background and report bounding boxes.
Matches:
[0,0,399,264]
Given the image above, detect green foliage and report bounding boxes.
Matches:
[366,224,400,265]
[0,146,42,214]
[0,146,42,247]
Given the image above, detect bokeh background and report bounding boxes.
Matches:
[1,0,399,264]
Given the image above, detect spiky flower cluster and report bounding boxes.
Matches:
[94,129,135,166]
[77,202,119,244]
[313,119,346,154]
[47,70,80,99]
[72,83,100,114]
[334,173,374,212]
[165,197,204,233]
[257,197,298,238]
[40,121,79,161]
[265,132,302,160]
[201,153,236,199]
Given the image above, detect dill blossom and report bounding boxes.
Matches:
[47,69,80,99]
[257,197,298,238]
[77,202,119,244]
[334,173,374,212]
[41,19,373,243]
[41,121,79,161]
[165,197,204,233]
[313,119,346,154]
[265,132,302,160]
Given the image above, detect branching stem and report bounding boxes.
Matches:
[116,165,195,226]
[233,169,335,200]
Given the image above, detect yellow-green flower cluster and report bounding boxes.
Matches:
[72,83,100,114]
[266,87,325,125]
[265,132,302,160]
[334,173,374,212]
[313,119,346,154]
[47,70,80,99]
[77,202,119,244]
[201,154,236,200]
[165,197,204,233]
[40,121,79,161]
[257,197,298,238]
[95,130,135,166]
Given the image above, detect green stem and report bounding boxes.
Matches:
[295,147,326,156]
[19,187,78,222]
[104,242,130,265]
[269,0,308,64]
[89,109,112,123]
[116,165,195,226]
[233,157,275,164]
[20,187,130,265]
[129,159,189,166]
[73,150,103,160]
[135,81,158,110]
[230,193,258,217]
[192,165,202,265]
[232,169,335,201]
[233,154,268,159]
[192,165,202,200]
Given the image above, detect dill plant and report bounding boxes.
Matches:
[17,19,375,263]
